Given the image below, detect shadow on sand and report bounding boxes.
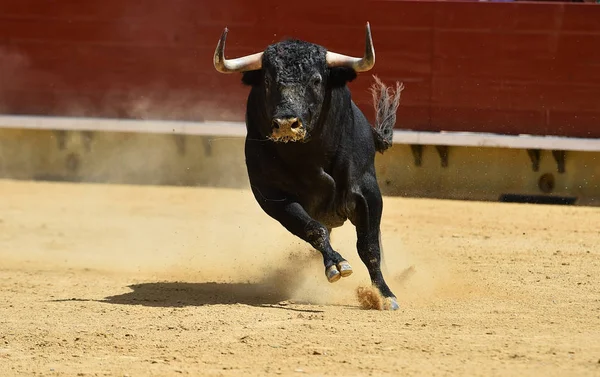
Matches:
[96,281,324,313]
[52,251,332,312]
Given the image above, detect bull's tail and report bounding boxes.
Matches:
[369,75,404,154]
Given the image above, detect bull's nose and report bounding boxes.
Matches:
[269,117,307,143]
[272,117,301,131]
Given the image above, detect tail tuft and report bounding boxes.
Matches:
[369,75,404,153]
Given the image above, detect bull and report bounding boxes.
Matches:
[213,23,403,310]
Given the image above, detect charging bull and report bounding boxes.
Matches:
[214,23,403,310]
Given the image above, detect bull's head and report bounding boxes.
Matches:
[214,23,375,143]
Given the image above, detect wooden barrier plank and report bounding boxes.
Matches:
[1,115,599,152]
[1,0,599,137]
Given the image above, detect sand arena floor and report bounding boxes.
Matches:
[0,179,599,376]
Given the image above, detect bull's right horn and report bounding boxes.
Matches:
[213,27,264,73]
[325,22,375,73]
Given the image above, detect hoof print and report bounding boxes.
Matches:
[337,261,353,277]
[326,265,341,283]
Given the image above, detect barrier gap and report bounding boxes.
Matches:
[498,194,577,206]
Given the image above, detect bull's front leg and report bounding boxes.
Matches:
[351,175,399,310]
[250,185,353,283]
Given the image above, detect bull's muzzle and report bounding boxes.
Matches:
[269,117,307,143]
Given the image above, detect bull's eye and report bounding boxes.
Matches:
[312,75,322,87]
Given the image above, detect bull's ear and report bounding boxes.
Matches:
[241,70,262,87]
[328,67,357,88]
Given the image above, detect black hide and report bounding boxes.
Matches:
[239,39,399,307]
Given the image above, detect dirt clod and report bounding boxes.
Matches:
[356,285,384,310]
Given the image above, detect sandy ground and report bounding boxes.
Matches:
[0,179,599,376]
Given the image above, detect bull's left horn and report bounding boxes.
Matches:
[214,27,264,73]
[325,22,375,73]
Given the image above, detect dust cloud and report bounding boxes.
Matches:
[0,178,463,310]
[0,46,455,309]
[0,4,456,310]
[150,209,457,309]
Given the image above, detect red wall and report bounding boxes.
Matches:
[0,0,599,138]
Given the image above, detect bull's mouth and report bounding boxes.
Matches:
[268,130,308,143]
[268,118,308,143]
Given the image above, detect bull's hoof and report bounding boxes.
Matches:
[386,297,400,311]
[326,265,341,283]
[337,261,353,277]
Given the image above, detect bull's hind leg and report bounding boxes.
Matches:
[352,175,399,310]
[250,186,352,283]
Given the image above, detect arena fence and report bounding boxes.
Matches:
[0,115,598,206]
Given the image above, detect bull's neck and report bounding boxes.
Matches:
[271,136,336,170]
[317,85,354,152]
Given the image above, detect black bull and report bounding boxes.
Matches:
[214,23,404,310]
